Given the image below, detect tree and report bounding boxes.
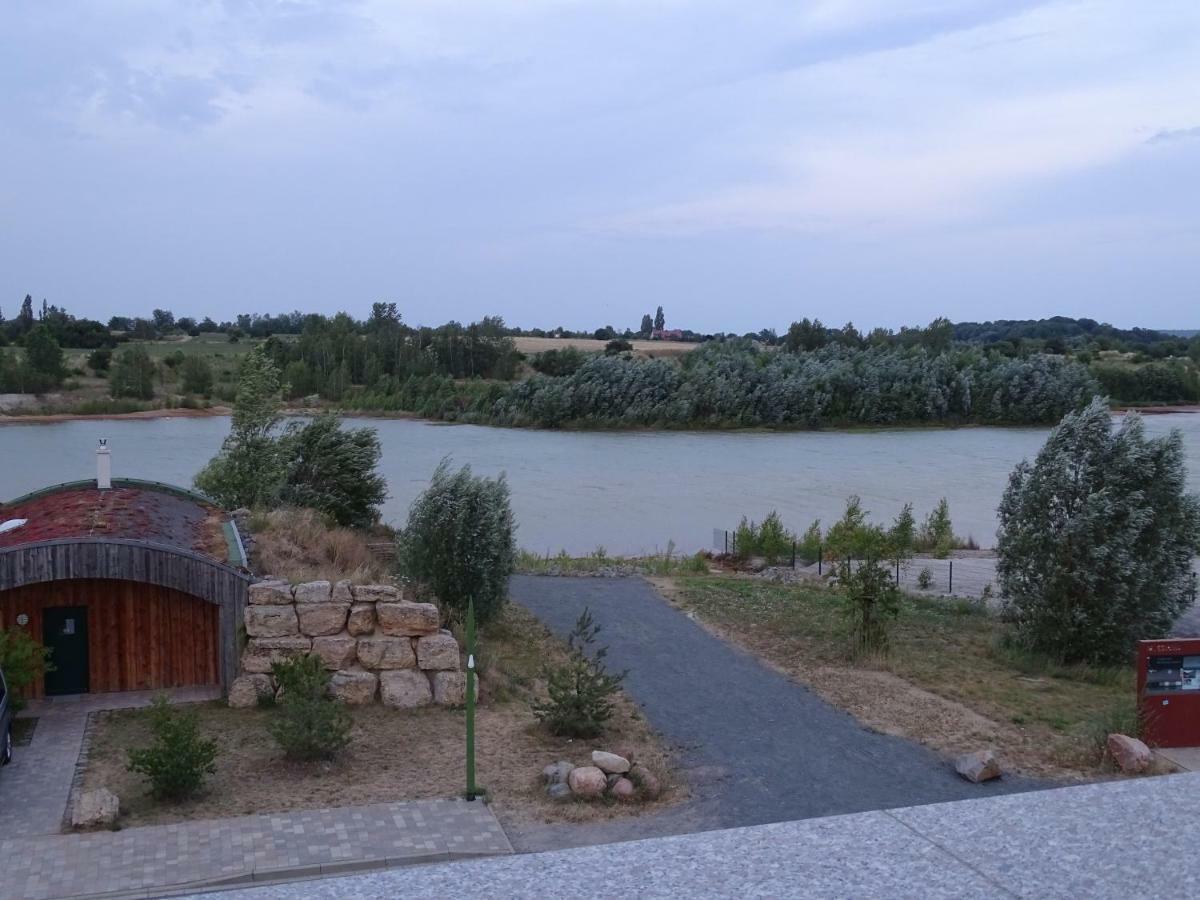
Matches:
[126,696,218,800]
[109,346,157,399]
[151,308,176,332]
[639,314,653,335]
[87,348,112,374]
[23,325,64,384]
[654,306,665,332]
[179,355,213,395]
[268,654,351,761]
[605,339,633,355]
[398,460,515,625]
[532,607,625,738]
[996,398,1200,664]
[278,413,387,528]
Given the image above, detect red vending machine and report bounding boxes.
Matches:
[1138,638,1200,748]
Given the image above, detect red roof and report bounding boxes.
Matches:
[0,484,230,562]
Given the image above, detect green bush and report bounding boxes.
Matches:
[126,696,218,800]
[399,460,515,625]
[278,413,387,528]
[732,511,795,564]
[268,654,351,761]
[835,559,901,656]
[532,608,625,738]
[179,355,214,395]
[110,346,157,399]
[0,628,53,712]
[917,498,958,557]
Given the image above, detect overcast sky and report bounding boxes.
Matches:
[2,1,1197,333]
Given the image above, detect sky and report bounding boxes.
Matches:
[1,0,1197,334]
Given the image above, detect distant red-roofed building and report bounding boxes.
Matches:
[651,328,685,341]
[0,442,249,699]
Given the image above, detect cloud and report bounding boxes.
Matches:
[1146,125,1200,145]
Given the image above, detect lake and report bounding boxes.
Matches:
[2,413,1197,555]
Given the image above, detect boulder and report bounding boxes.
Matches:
[1107,733,1153,774]
[244,605,299,638]
[542,761,575,786]
[609,777,636,802]
[547,782,572,802]
[346,603,376,637]
[567,765,607,798]
[228,674,273,708]
[354,584,401,603]
[71,788,120,829]
[312,636,357,670]
[332,580,354,603]
[293,580,333,603]
[629,764,661,800]
[296,602,350,637]
[955,749,1002,783]
[330,669,379,705]
[248,580,293,605]
[356,637,416,670]
[592,750,631,774]
[380,670,433,708]
[377,602,440,637]
[240,637,312,674]
[416,631,460,670]
[431,671,467,706]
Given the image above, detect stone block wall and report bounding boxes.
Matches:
[228,579,466,709]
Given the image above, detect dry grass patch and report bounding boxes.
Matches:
[513,336,696,359]
[653,575,1137,780]
[249,507,393,583]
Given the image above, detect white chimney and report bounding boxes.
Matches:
[96,439,111,490]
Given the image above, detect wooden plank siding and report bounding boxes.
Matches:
[0,579,220,698]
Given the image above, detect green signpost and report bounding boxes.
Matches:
[465,598,478,801]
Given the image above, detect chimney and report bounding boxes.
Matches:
[96,439,111,490]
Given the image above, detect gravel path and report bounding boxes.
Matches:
[508,575,1039,850]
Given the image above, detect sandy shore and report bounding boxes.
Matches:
[0,406,232,425]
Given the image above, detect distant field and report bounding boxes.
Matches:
[513,336,697,358]
[137,333,267,359]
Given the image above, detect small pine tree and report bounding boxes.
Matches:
[126,696,218,800]
[268,654,351,761]
[532,608,625,738]
[836,558,901,656]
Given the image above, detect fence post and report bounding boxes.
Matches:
[818,544,822,576]
[949,559,954,595]
[895,559,900,586]
[792,541,797,569]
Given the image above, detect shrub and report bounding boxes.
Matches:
[917,498,958,557]
[997,398,1200,664]
[0,628,53,712]
[126,696,218,800]
[278,414,387,528]
[399,460,515,625]
[836,559,901,656]
[87,347,112,374]
[532,608,625,738]
[916,567,934,590]
[179,355,214,395]
[110,346,157,399]
[798,519,822,564]
[268,654,351,761]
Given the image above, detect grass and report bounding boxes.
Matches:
[515,544,711,577]
[660,574,1138,777]
[249,507,395,583]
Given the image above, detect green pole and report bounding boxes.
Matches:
[465,598,478,801]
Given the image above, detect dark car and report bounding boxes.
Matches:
[0,666,12,765]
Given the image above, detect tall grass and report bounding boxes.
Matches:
[251,507,393,583]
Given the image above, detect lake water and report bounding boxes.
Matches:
[2,413,1197,555]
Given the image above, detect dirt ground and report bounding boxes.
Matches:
[512,336,697,358]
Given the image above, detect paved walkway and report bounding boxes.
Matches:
[509,575,1038,846]
[0,686,221,836]
[5,798,510,899]
[199,772,1200,899]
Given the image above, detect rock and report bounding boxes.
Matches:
[293,580,333,603]
[296,602,350,637]
[377,602,440,637]
[240,637,312,674]
[416,631,460,670]
[248,579,293,605]
[356,637,416,670]
[332,580,354,603]
[955,749,1002,783]
[629,764,661,800]
[244,605,299,638]
[72,788,120,829]
[354,584,401,603]
[547,782,572,802]
[567,765,607,798]
[431,671,467,705]
[380,670,433,708]
[346,603,376,637]
[611,745,636,765]
[311,636,357,670]
[330,669,379,705]
[543,760,575,786]
[228,674,273,708]
[592,750,631,774]
[1107,733,1153,774]
[609,777,636,802]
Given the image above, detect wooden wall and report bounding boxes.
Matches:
[0,579,220,698]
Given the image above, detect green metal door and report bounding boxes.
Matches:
[42,606,89,695]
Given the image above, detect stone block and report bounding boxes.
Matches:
[431,670,467,706]
[229,674,274,708]
[377,601,440,636]
[330,668,379,705]
[293,580,333,603]
[346,603,376,637]
[248,579,293,605]
[592,750,631,774]
[955,749,1002,783]
[416,631,460,670]
[296,602,350,637]
[332,579,354,603]
[567,765,606,798]
[353,584,401,603]
[240,637,312,674]
[244,605,299,638]
[72,788,120,829]
[356,636,416,670]
[380,669,432,708]
[1107,734,1152,774]
[312,635,357,670]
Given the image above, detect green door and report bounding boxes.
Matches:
[43,606,89,695]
